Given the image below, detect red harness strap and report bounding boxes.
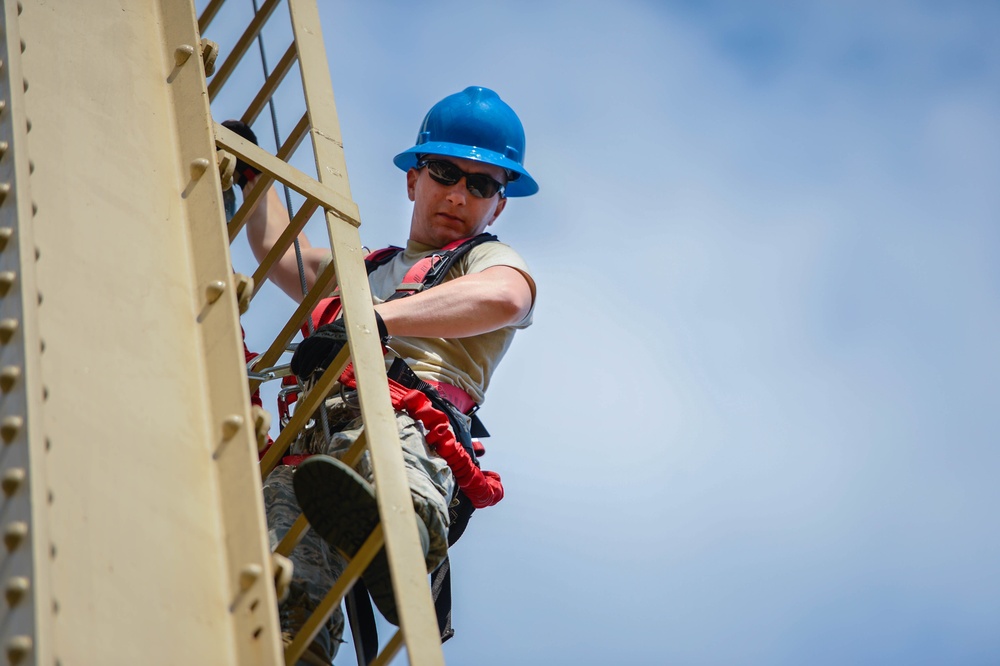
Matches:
[303,239,481,415]
[423,379,476,414]
[287,237,500,497]
[306,236,478,333]
[339,365,503,509]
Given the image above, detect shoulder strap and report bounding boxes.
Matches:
[306,246,404,332]
[389,233,499,301]
[364,246,403,274]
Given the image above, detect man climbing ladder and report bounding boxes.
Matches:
[239,86,539,663]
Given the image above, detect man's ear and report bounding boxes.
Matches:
[488,197,507,226]
[406,169,418,202]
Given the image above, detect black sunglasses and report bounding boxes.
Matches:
[416,159,506,199]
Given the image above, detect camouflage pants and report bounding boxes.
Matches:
[263,392,455,659]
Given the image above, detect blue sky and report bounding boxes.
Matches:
[203,1,1000,663]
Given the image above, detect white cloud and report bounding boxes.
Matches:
[204,1,1000,663]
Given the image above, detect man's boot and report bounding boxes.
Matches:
[293,456,430,626]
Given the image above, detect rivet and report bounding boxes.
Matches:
[239,563,262,591]
[3,522,27,551]
[5,577,29,606]
[0,227,11,250]
[205,280,226,303]
[0,182,10,204]
[1,468,25,496]
[0,141,7,157]
[0,319,16,344]
[42,386,48,400]
[22,78,27,93]
[174,44,195,67]
[1,415,23,444]
[190,157,210,179]
[28,161,34,174]
[16,1,22,15]
[20,40,25,54]
[36,291,42,305]
[0,366,20,392]
[0,271,15,295]
[222,414,243,440]
[6,636,31,664]
[25,118,30,133]
[31,201,37,215]
[34,246,39,260]
[0,100,5,114]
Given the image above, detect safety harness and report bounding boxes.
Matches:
[283,232,505,650]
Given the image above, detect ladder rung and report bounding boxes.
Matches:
[207,0,282,101]
[259,348,351,480]
[217,121,358,240]
[225,113,310,243]
[249,198,319,300]
[341,432,368,469]
[270,427,368,559]
[247,250,339,394]
[370,630,405,666]
[242,42,298,126]
[283,524,385,665]
[197,0,225,34]
[273,513,310,559]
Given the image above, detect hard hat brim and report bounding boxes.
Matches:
[394,143,538,197]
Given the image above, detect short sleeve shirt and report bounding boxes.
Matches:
[320,239,534,405]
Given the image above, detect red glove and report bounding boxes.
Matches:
[481,470,504,504]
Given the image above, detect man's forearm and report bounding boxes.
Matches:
[375,266,533,339]
[244,181,328,302]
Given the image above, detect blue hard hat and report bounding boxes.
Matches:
[394,86,538,197]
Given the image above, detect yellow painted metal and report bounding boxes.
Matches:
[223,112,313,242]
[216,121,360,226]
[0,2,54,664]
[206,0,281,101]
[268,424,374,559]
[287,0,446,662]
[284,524,385,665]
[247,254,339,395]
[371,631,406,666]
[273,513,310,559]
[12,0,282,663]
[242,43,298,126]
[198,0,226,33]
[2,0,449,660]
[250,198,319,300]
[258,348,352,480]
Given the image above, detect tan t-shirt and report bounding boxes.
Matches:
[320,239,535,406]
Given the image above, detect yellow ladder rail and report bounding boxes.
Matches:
[6,0,287,662]
[201,0,448,663]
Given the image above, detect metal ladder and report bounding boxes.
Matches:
[0,0,444,663]
[201,0,446,664]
